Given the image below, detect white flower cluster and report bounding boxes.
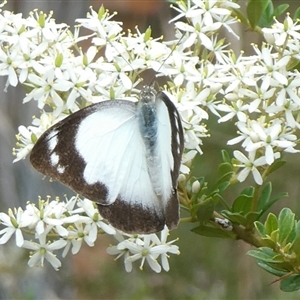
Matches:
[6,0,240,176]
[0,0,241,272]
[1,0,300,272]
[0,196,179,272]
[220,15,300,184]
[107,226,179,273]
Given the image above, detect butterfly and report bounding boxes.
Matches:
[30,85,184,234]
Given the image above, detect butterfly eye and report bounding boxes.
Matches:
[140,85,156,103]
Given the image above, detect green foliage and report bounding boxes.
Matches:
[248,208,300,292]
[295,7,300,20]
[257,184,288,217]
[183,145,297,291]
[191,224,236,239]
[234,0,290,30]
[185,149,287,235]
[247,0,270,29]
[281,275,300,292]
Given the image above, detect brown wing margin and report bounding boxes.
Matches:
[30,101,136,203]
[157,92,184,231]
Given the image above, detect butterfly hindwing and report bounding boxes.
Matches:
[99,91,184,232]
[156,92,184,229]
[30,91,184,234]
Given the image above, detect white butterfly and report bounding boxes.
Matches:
[30,85,184,234]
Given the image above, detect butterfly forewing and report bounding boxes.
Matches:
[30,88,184,234]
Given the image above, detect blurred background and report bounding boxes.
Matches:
[1,0,300,299]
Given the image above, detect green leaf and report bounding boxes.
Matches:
[280,275,300,292]
[240,186,255,197]
[260,237,277,249]
[247,0,269,30]
[294,7,300,20]
[221,149,231,163]
[191,225,236,239]
[274,4,289,18]
[197,199,215,225]
[218,162,233,178]
[265,213,278,236]
[232,194,253,214]
[259,191,288,217]
[278,208,295,244]
[257,182,272,211]
[222,211,248,226]
[270,229,279,243]
[265,160,286,176]
[295,220,300,237]
[258,1,273,27]
[217,181,231,193]
[212,166,233,192]
[290,235,300,254]
[257,261,287,277]
[264,1,274,17]
[248,247,278,263]
[287,57,300,71]
[255,221,266,236]
[245,211,261,226]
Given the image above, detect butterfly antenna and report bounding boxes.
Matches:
[107,29,185,90]
[148,32,185,88]
[106,30,143,87]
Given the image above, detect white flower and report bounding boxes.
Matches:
[26,10,68,44]
[227,119,264,148]
[62,222,95,256]
[222,52,257,94]
[76,198,116,235]
[28,199,65,236]
[76,7,122,40]
[233,150,266,185]
[106,231,132,272]
[169,0,198,23]
[22,231,67,270]
[108,226,179,273]
[180,150,197,174]
[13,112,68,162]
[245,122,297,165]
[12,125,35,162]
[175,21,218,51]
[149,226,180,272]
[15,41,48,83]
[262,15,300,47]
[217,100,248,123]
[23,70,71,110]
[0,47,19,88]
[252,45,290,88]
[237,83,276,114]
[0,208,31,247]
[274,74,300,107]
[123,235,162,273]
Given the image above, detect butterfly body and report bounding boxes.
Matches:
[30,86,184,234]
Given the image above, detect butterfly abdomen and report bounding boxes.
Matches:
[137,87,166,198]
[137,89,158,150]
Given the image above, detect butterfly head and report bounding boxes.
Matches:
[140,85,156,104]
